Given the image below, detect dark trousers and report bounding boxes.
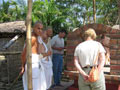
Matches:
[52,54,63,85]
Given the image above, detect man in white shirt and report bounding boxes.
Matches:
[51,30,66,87]
[74,28,106,90]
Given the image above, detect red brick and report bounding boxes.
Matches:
[110,45,119,49]
[67,40,81,46]
[106,83,120,90]
[111,65,120,70]
[86,24,93,28]
[110,50,117,55]
[113,76,120,81]
[68,87,79,90]
[66,48,75,54]
[105,75,112,81]
[74,29,81,36]
[111,55,120,60]
[66,52,74,56]
[110,60,120,65]
[65,57,73,62]
[118,40,120,45]
[82,26,89,31]
[116,50,120,55]
[110,39,117,45]
[110,70,120,75]
[110,29,117,34]
[116,30,120,34]
[110,60,117,64]
[110,34,120,39]
[66,46,76,49]
[97,24,104,31]
[92,24,98,30]
[67,66,77,71]
[104,26,112,33]
[67,61,74,67]
[67,32,78,40]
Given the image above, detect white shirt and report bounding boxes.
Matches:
[51,35,64,54]
[74,40,105,68]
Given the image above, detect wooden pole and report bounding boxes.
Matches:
[93,0,96,23]
[26,0,33,90]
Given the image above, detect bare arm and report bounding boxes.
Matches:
[20,36,36,74]
[21,45,26,68]
[74,56,89,81]
[98,52,105,73]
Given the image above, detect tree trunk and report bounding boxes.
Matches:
[93,0,96,23]
[26,0,33,90]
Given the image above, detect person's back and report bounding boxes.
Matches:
[74,28,106,90]
[76,40,104,68]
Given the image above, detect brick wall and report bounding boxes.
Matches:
[65,24,120,82]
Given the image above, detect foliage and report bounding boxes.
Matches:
[0,0,26,22]
[32,0,72,33]
[0,0,119,32]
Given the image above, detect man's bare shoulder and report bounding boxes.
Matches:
[31,35,37,44]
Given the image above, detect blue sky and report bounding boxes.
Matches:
[0,0,40,5]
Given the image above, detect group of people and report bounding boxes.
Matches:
[21,21,107,90]
[20,21,66,90]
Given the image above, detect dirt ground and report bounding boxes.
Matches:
[6,79,73,90]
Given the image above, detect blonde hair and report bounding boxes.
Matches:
[84,28,97,40]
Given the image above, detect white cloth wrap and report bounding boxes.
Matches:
[22,54,47,90]
[38,36,53,89]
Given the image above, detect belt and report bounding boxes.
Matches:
[82,65,98,69]
[83,66,93,69]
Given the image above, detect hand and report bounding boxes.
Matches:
[47,51,52,56]
[20,66,25,75]
[82,73,89,81]
[45,57,49,61]
[57,47,64,51]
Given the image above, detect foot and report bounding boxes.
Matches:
[50,84,56,88]
[56,84,64,87]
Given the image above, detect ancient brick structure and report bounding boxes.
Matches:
[65,24,120,90]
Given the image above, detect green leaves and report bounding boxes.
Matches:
[0,0,26,22]
[0,0,119,32]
